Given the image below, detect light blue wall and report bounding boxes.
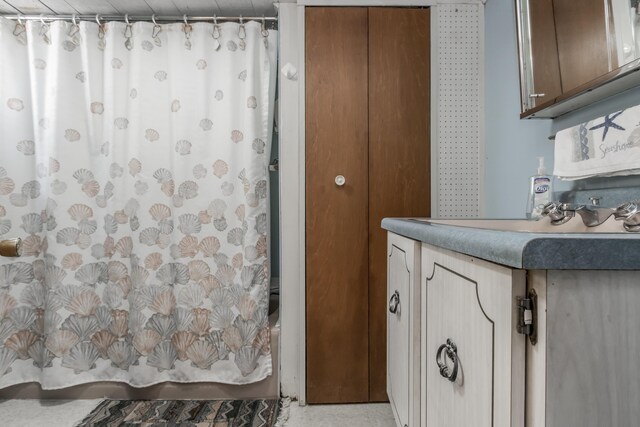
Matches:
[484,0,640,218]
[484,0,554,218]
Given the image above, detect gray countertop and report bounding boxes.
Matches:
[381,218,640,270]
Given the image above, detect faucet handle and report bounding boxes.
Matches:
[542,202,558,216]
[614,201,638,220]
[589,196,601,207]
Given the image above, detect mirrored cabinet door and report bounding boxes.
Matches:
[517,0,640,116]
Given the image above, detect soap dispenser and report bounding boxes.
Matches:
[526,157,553,220]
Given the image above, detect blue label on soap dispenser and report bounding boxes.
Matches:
[534,177,550,194]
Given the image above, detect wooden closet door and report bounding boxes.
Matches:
[368,8,431,401]
[305,8,370,404]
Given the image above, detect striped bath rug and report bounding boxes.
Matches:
[76,399,282,426]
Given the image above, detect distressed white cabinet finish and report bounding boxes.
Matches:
[386,230,640,427]
[420,244,526,427]
[527,270,640,427]
[387,233,421,427]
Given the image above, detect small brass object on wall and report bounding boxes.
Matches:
[0,238,22,257]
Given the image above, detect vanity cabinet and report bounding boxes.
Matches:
[387,233,421,427]
[421,244,526,427]
[386,230,640,426]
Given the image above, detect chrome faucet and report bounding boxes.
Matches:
[614,201,640,232]
[574,197,614,227]
[542,202,575,225]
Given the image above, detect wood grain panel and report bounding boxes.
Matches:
[553,0,615,93]
[2,0,53,14]
[106,0,153,14]
[305,7,370,404]
[546,270,640,427]
[215,0,255,16]
[142,0,181,14]
[0,2,19,13]
[368,7,430,402]
[251,0,275,16]
[3,0,278,16]
[61,0,119,14]
[528,0,562,106]
[33,0,77,14]
[421,245,526,427]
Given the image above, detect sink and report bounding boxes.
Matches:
[409,215,625,233]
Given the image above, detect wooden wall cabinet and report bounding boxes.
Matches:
[517,0,640,118]
[387,231,640,426]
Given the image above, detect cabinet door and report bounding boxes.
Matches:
[527,0,562,108]
[305,7,370,404]
[553,0,615,93]
[387,233,421,427]
[421,245,526,427]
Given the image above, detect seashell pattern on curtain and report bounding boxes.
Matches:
[0,17,276,388]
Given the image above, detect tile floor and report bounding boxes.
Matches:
[285,402,395,427]
[0,399,396,427]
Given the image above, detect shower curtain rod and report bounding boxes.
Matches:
[1,14,278,23]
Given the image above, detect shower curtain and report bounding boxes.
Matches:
[0,16,277,388]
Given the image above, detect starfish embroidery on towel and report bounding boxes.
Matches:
[589,111,626,141]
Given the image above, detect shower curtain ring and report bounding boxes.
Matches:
[182,15,192,49]
[69,14,80,37]
[211,14,221,49]
[39,14,51,44]
[12,15,26,38]
[238,15,246,49]
[151,14,162,45]
[96,13,106,48]
[124,14,133,50]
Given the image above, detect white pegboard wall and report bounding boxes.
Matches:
[436,4,483,218]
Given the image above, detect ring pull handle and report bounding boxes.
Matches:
[388,290,400,314]
[436,338,459,382]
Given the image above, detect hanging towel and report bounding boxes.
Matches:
[553,105,640,180]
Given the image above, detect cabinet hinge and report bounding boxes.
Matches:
[516,289,537,345]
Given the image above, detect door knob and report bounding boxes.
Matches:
[335,175,346,186]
